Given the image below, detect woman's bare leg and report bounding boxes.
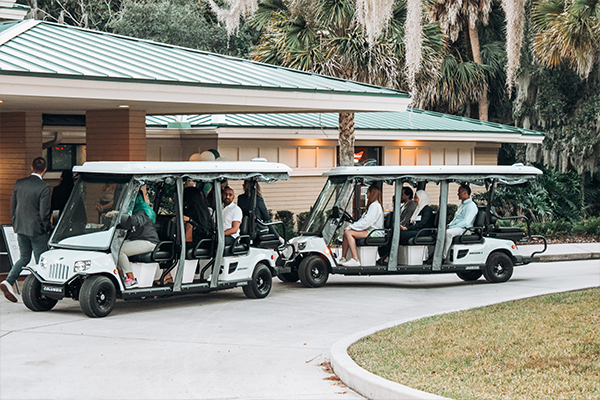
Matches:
[344,229,369,260]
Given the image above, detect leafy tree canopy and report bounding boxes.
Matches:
[109,0,260,57]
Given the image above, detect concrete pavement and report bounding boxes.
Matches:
[519,242,600,262]
[1,244,599,400]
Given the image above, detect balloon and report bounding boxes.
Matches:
[189,153,202,161]
[198,151,216,161]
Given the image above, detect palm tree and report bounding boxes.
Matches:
[426,0,493,120]
[531,0,600,79]
[252,0,444,165]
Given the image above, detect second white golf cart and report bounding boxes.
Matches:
[280,164,547,287]
[22,160,291,317]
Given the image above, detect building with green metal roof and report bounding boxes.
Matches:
[0,18,412,226]
[39,110,543,215]
[0,19,411,115]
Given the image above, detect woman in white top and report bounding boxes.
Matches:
[340,184,384,267]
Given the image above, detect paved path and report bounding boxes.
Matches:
[1,257,599,399]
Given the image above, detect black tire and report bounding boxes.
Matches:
[243,264,272,299]
[79,276,117,318]
[298,255,329,288]
[483,252,514,283]
[22,274,58,312]
[456,271,483,281]
[278,271,299,283]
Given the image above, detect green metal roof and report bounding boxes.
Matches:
[145,109,545,138]
[0,20,409,97]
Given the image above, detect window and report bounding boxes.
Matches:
[337,146,382,166]
[44,144,85,171]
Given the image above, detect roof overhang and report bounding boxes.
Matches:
[0,74,411,115]
[0,20,412,115]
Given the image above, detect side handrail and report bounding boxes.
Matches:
[529,235,547,257]
[412,227,437,244]
[258,219,288,244]
[491,212,532,239]
[192,237,215,258]
[151,240,176,262]
[231,235,251,255]
[361,228,390,246]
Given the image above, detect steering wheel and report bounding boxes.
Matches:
[340,209,353,223]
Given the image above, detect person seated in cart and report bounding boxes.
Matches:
[399,190,435,244]
[221,186,242,246]
[183,186,213,247]
[107,192,159,289]
[443,184,478,262]
[399,186,417,226]
[339,184,384,267]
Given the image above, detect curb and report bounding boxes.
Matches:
[538,253,600,262]
[330,318,450,400]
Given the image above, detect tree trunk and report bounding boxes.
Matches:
[468,24,489,121]
[338,112,355,166]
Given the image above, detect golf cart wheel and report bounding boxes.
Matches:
[483,252,514,283]
[456,271,483,281]
[22,274,58,312]
[243,264,272,299]
[298,255,329,288]
[79,275,116,318]
[278,271,299,283]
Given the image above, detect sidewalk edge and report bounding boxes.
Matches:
[330,317,450,400]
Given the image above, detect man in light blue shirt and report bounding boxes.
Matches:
[443,184,479,261]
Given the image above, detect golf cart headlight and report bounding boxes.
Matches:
[39,257,48,269]
[74,260,91,272]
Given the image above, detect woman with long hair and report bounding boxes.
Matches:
[340,184,384,267]
[237,180,270,222]
[112,192,159,289]
[183,186,213,245]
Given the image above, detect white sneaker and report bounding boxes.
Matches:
[1,280,18,303]
[343,258,361,267]
[338,257,347,264]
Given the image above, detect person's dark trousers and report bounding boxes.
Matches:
[6,233,49,286]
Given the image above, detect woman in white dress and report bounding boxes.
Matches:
[340,184,384,267]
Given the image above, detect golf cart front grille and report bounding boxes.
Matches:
[49,263,70,280]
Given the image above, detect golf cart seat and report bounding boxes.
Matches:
[186,238,215,259]
[406,212,439,245]
[451,209,486,244]
[128,217,176,263]
[487,226,526,242]
[355,212,393,247]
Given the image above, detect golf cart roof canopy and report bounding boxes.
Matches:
[323,164,542,185]
[74,159,292,182]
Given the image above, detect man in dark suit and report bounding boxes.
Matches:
[399,186,417,226]
[1,157,52,303]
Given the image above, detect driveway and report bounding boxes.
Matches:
[1,259,598,399]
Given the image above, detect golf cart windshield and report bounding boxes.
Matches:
[302,177,353,235]
[50,175,131,250]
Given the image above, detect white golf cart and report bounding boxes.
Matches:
[22,160,291,317]
[280,164,547,287]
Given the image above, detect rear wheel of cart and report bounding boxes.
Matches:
[456,271,483,281]
[243,264,272,299]
[79,275,116,318]
[483,252,514,283]
[298,255,329,288]
[22,274,58,312]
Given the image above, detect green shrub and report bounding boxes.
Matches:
[275,210,297,239]
[574,217,600,237]
[530,219,573,239]
[296,211,309,233]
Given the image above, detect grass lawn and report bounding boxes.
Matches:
[348,287,600,400]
